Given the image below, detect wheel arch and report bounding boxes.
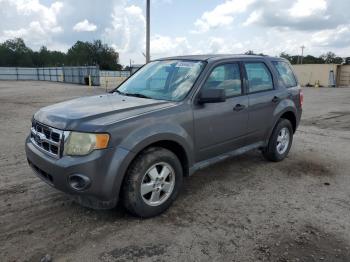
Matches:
[127,137,191,176]
[113,137,192,203]
[266,108,297,146]
[145,140,190,177]
[280,111,297,133]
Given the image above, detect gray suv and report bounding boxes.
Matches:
[25,55,303,217]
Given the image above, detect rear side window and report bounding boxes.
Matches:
[272,61,297,88]
[203,63,242,97]
[244,62,273,93]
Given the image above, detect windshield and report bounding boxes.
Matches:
[116,60,205,101]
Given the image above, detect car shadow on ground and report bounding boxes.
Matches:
[94,150,266,219]
[64,147,334,219]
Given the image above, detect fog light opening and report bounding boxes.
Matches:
[68,174,90,191]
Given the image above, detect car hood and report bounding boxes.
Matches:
[34,93,175,131]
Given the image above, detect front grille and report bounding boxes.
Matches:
[30,120,64,158]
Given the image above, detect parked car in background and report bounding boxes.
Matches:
[26,54,303,217]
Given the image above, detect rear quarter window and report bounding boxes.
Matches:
[272,61,297,88]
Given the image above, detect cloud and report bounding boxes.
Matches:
[152,0,173,4]
[243,10,261,26]
[3,21,62,42]
[192,0,256,33]
[311,25,350,48]
[0,0,148,63]
[103,4,146,63]
[288,0,327,18]
[0,0,63,47]
[242,0,350,31]
[73,19,97,32]
[1,0,350,65]
[150,35,191,58]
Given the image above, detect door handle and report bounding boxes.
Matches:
[272,96,280,103]
[233,104,246,111]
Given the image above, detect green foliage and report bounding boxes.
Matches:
[244,50,255,55]
[280,51,344,65]
[301,55,324,64]
[0,38,122,70]
[0,38,34,66]
[31,46,66,67]
[244,50,265,56]
[319,52,343,64]
[66,40,122,70]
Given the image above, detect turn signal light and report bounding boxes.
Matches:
[95,134,110,149]
[299,89,304,108]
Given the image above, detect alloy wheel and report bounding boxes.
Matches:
[140,162,175,206]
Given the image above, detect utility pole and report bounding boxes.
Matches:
[146,0,150,63]
[300,45,305,64]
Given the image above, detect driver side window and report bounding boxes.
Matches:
[202,63,242,97]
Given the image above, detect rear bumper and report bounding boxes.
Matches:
[25,136,135,209]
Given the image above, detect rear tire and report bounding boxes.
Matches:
[121,147,183,218]
[262,119,293,162]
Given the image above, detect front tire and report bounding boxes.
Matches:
[121,147,183,218]
[262,119,293,162]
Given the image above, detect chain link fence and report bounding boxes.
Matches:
[0,66,100,85]
[99,70,130,89]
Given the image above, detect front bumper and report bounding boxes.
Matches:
[25,136,135,209]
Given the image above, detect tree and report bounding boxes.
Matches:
[0,38,33,66]
[0,38,122,69]
[280,52,344,65]
[280,52,292,63]
[280,52,299,64]
[90,40,122,70]
[66,41,93,65]
[0,44,11,66]
[66,40,122,70]
[245,50,255,55]
[320,52,343,64]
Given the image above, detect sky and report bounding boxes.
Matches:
[0,0,349,65]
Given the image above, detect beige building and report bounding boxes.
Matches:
[292,64,350,87]
[337,65,350,87]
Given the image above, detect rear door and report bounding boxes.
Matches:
[271,60,301,108]
[193,62,249,161]
[243,61,281,144]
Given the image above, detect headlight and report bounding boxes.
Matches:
[64,132,110,156]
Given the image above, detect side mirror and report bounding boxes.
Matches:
[198,89,226,104]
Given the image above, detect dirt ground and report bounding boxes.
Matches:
[1,81,350,262]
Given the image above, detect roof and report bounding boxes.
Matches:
[155,54,280,62]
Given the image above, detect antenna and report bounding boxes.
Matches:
[146,0,150,63]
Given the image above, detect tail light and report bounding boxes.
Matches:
[299,89,304,108]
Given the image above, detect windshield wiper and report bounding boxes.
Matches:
[124,93,152,99]
[114,90,127,96]
[114,90,152,99]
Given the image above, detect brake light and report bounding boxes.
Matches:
[299,89,304,108]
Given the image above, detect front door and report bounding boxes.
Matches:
[193,63,249,162]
